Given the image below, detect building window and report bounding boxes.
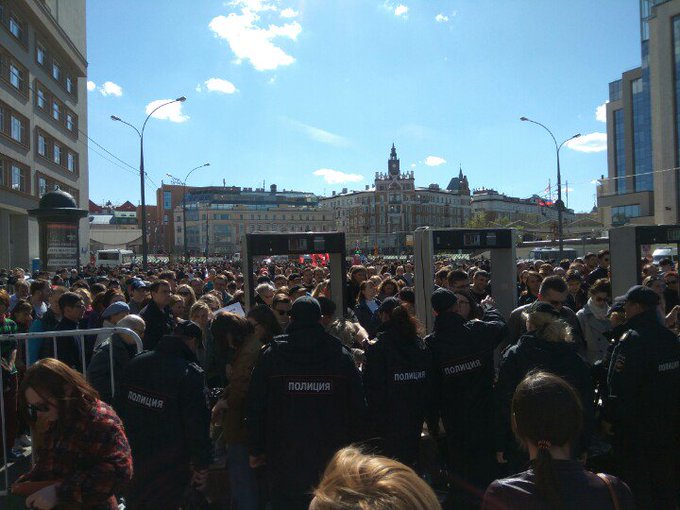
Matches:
[66,113,74,131]
[52,101,60,121]
[163,191,172,210]
[53,144,61,164]
[67,152,75,172]
[11,164,24,192]
[10,115,22,143]
[52,61,60,81]
[38,176,47,197]
[66,76,73,94]
[9,16,22,40]
[37,89,45,108]
[38,134,46,156]
[36,44,45,65]
[614,109,626,194]
[9,64,21,89]
[612,204,641,225]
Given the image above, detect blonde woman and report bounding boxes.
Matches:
[495,302,594,473]
[310,446,441,510]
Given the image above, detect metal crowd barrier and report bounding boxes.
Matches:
[0,327,143,497]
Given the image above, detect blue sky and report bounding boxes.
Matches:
[86,0,642,213]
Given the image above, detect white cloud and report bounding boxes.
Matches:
[99,81,123,97]
[280,7,299,18]
[288,119,350,147]
[145,99,189,123]
[424,156,446,166]
[596,101,608,123]
[87,80,96,92]
[394,4,408,17]
[313,169,364,184]
[268,76,277,84]
[410,163,416,169]
[230,0,277,12]
[195,84,203,93]
[435,13,449,23]
[209,6,302,71]
[205,77,238,94]
[565,132,607,153]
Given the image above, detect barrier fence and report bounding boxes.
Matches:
[0,327,143,497]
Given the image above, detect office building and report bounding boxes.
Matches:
[0,0,88,268]
[598,0,680,226]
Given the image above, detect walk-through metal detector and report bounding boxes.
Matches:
[414,227,518,333]
[609,225,680,298]
[242,232,346,318]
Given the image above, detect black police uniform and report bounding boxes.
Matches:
[495,331,594,471]
[426,307,507,508]
[606,310,680,509]
[362,322,433,467]
[139,300,173,350]
[120,335,211,510]
[246,321,367,510]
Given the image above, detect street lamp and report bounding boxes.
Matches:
[166,162,210,262]
[111,96,186,269]
[520,116,580,258]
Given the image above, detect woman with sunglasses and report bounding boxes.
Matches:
[14,358,132,509]
[576,278,612,365]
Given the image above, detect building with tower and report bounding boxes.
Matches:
[320,144,471,254]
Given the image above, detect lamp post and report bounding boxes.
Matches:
[111,96,186,269]
[520,117,580,258]
[166,162,210,262]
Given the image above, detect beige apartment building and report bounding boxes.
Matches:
[0,0,88,268]
[598,0,680,227]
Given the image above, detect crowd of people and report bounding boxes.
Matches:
[0,248,677,509]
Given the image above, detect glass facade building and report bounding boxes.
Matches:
[632,76,653,191]
[614,109,627,193]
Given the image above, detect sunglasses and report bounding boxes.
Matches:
[26,402,51,420]
[275,309,291,316]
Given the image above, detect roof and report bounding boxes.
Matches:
[89,215,114,225]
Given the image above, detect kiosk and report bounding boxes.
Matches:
[242,232,346,317]
[609,225,680,297]
[414,227,518,333]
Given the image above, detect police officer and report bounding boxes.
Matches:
[120,320,211,510]
[605,285,680,509]
[362,298,433,468]
[246,296,366,510]
[426,288,507,509]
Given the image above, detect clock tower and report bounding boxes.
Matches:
[388,143,400,176]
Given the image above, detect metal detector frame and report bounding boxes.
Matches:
[242,232,347,318]
[414,227,518,333]
[609,224,680,298]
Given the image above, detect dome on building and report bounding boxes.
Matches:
[38,188,78,209]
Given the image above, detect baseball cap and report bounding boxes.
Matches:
[174,320,203,341]
[130,279,148,290]
[101,301,130,319]
[616,285,660,308]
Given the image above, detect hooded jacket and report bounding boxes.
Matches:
[120,335,211,509]
[246,321,366,499]
[426,308,507,448]
[576,299,612,364]
[362,322,433,465]
[495,332,594,457]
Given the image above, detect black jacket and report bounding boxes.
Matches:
[362,323,433,466]
[426,309,507,449]
[353,299,381,338]
[120,335,211,509]
[42,317,82,372]
[606,310,680,450]
[495,332,594,458]
[246,322,367,500]
[139,300,173,351]
[87,334,137,410]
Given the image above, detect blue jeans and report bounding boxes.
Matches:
[226,443,259,510]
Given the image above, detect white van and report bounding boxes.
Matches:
[95,249,134,267]
[652,247,678,265]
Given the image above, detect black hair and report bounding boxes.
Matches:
[246,305,282,342]
[397,287,415,304]
[317,296,337,316]
[388,303,419,340]
[58,292,83,311]
[512,371,583,510]
[538,275,567,295]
